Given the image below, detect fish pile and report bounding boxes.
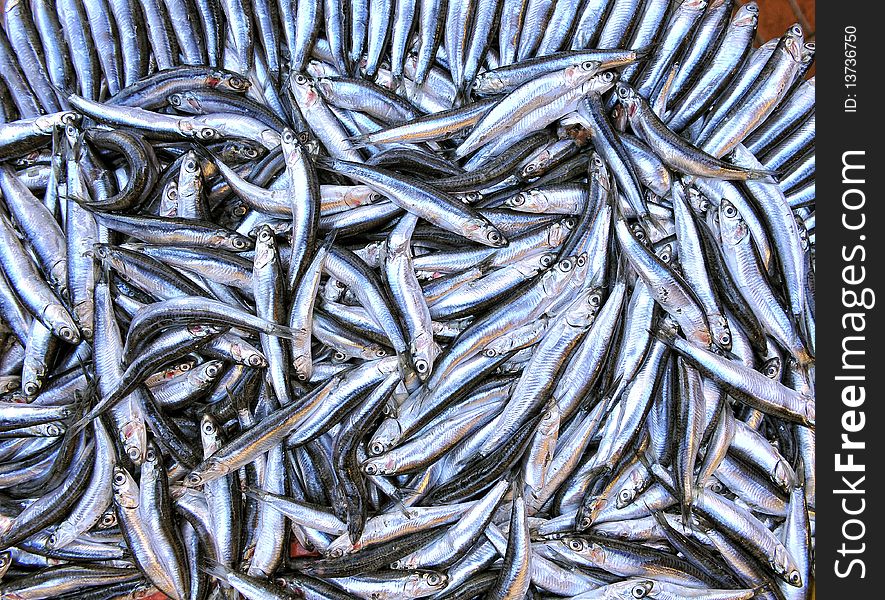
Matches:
[0,0,815,598]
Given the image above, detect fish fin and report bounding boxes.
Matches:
[241,486,266,501]
[746,168,780,183]
[346,133,372,148]
[632,44,659,61]
[642,211,669,236]
[199,558,230,582]
[312,155,336,170]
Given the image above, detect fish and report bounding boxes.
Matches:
[0,3,814,598]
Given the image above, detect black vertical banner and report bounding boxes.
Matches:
[816,2,883,597]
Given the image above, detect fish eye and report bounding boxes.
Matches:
[581,61,594,70]
[723,204,737,218]
[390,561,401,569]
[789,571,802,586]
[47,534,57,546]
[487,230,502,244]
[540,255,554,268]
[791,25,803,36]
[145,447,157,462]
[187,473,202,486]
[295,74,308,85]
[232,237,249,249]
[415,359,428,373]
[567,538,583,551]
[169,94,181,106]
[559,259,573,271]
[576,255,587,267]
[619,489,632,503]
[617,85,629,98]
[375,348,388,358]
[589,293,601,306]
[283,130,295,143]
[185,159,198,171]
[101,513,117,527]
[113,471,126,485]
[333,351,347,362]
[47,423,63,436]
[228,76,244,89]
[202,421,216,435]
[426,573,443,586]
[369,441,386,456]
[126,446,141,461]
[364,463,378,475]
[632,584,650,598]
[748,3,759,11]
[579,516,592,529]
[198,128,218,140]
[805,42,815,52]
[59,326,76,341]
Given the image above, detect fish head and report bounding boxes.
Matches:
[210,71,250,93]
[505,190,535,210]
[112,466,139,509]
[0,551,10,579]
[783,24,806,63]
[565,61,600,87]
[583,69,619,96]
[252,225,278,268]
[717,200,749,245]
[547,217,576,246]
[542,252,586,296]
[520,149,553,178]
[43,304,80,344]
[415,570,448,594]
[473,71,505,95]
[614,83,640,120]
[711,315,733,351]
[627,580,655,598]
[290,73,320,108]
[362,456,394,476]
[368,418,402,456]
[218,231,253,252]
[566,286,604,327]
[733,1,760,27]
[464,219,507,247]
[180,151,201,177]
[411,332,441,381]
[167,92,198,113]
[772,543,803,586]
[194,360,224,386]
[200,414,224,456]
